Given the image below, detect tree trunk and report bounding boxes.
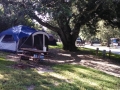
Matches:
[58,32,78,51]
[107,36,110,47]
[62,40,77,51]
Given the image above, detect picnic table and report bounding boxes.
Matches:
[17,48,49,62]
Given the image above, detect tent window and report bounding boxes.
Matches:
[21,37,28,42]
[2,35,14,42]
[0,36,2,39]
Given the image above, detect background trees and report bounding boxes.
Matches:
[0,1,35,32]
[79,20,120,45]
[97,20,120,41]
[0,0,120,51]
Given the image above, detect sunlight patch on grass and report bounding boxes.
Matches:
[0,57,5,60]
[52,64,120,90]
[61,53,71,56]
[40,85,50,89]
[55,68,101,88]
[0,74,4,79]
[49,43,63,49]
[0,50,120,90]
[49,73,66,80]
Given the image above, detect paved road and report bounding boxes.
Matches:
[83,45,120,55]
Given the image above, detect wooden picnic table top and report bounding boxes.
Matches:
[20,48,49,53]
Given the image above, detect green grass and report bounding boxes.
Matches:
[49,42,63,49]
[49,43,120,62]
[0,52,120,90]
[79,47,120,62]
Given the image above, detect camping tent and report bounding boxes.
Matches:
[49,34,57,46]
[0,25,49,52]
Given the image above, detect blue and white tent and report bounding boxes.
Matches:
[0,25,49,52]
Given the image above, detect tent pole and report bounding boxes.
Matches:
[16,40,19,52]
[32,35,34,47]
[43,34,45,47]
[19,36,30,49]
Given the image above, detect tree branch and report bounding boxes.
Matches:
[29,12,60,33]
[72,0,104,36]
[87,0,104,14]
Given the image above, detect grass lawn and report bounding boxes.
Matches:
[79,47,120,63]
[0,51,120,90]
[51,42,120,62]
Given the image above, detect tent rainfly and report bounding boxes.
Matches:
[0,25,49,52]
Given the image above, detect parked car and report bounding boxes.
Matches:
[91,41,101,46]
[110,38,120,46]
[76,38,81,42]
[76,37,85,46]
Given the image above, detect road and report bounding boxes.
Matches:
[83,44,120,55]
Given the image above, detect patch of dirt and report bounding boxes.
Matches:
[79,55,120,77]
[6,54,54,73]
[6,49,120,77]
[6,54,21,61]
[36,65,53,74]
[46,49,120,77]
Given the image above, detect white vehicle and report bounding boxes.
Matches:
[75,37,84,46]
[110,38,120,47]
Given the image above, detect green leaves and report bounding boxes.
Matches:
[0,0,120,51]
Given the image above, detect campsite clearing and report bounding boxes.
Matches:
[0,49,120,90]
[5,48,120,78]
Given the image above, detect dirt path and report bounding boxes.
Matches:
[79,55,120,77]
[45,49,120,77]
[6,49,120,77]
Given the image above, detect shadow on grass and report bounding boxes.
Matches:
[0,56,120,90]
[52,64,120,90]
[0,46,120,89]
[44,48,105,65]
[0,60,97,90]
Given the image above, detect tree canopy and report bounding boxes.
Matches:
[0,0,120,51]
